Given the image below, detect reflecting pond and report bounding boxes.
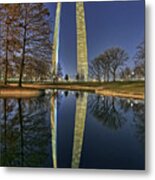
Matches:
[0,90,145,169]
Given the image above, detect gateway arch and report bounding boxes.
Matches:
[51,2,88,81]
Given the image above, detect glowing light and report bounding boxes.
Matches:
[51,2,62,76]
[50,93,57,168]
[76,2,88,81]
[72,93,88,168]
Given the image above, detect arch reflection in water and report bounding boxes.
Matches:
[50,91,58,168]
[72,92,88,168]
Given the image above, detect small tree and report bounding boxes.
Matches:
[57,63,63,79]
[134,65,144,80]
[120,67,132,80]
[134,41,145,79]
[135,41,145,65]
[64,74,69,81]
[76,73,79,81]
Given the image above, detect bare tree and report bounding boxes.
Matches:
[104,47,128,81]
[99,54,111,82]
[119,67,132,80]
[134,41,145,79]
[0,4,21,84]
[18,3,51,86]
[135,41,145,64]
[134,65,144,80]
[0,4,52,85]
[89,48,128,82]
[89,57,103,82]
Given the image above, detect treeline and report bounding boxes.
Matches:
[89,42,145,82]
[0,4,52,86]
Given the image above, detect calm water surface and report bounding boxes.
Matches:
[0,90,145,169]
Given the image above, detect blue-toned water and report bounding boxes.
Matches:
[0,91,145,169]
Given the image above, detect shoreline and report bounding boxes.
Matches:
[0,87,44,98]
[95,89,144,100]
[0,81,144,100]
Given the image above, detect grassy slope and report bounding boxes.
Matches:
[96,81,144,99]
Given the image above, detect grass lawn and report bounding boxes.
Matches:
[95,81,144,99]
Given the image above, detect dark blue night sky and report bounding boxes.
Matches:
[46,0,145,76]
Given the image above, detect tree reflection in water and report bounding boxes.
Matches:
[0,96,51,167]
[0,99,22,166]
[88,95,127,130]
[88,95,145,146]
[119,98,145,146]
[132,103,145,146]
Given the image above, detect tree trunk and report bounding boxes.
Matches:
[98,75,101,82]
[104,74,106,82]
[106,69,110,82]
[113,73,116,82]
[107,72,109,82]
[19,24,27,87]
[4,99,7,155]
[18,99,24,166]
[113,69,116,82]
[4,25,9,85]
